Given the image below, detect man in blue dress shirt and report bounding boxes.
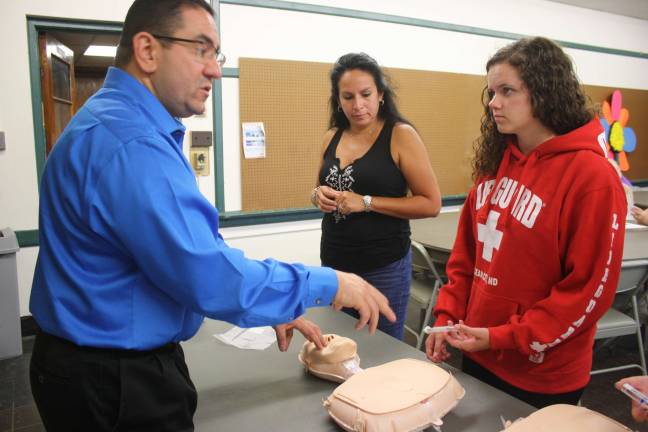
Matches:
[28,1,395,430]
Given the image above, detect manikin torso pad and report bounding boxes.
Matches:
[323,358,465,432]
[500,404,632,432]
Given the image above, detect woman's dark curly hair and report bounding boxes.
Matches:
[328,53,410,130]
[472,37,593,180]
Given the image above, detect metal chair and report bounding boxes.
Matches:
[404,240,445,350]
[591,259,648,376]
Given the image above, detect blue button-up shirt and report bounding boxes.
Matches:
[30,67,337,349]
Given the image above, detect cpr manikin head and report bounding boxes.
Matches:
[298,334,361,383]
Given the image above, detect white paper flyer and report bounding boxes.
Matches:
[242,122,266,159]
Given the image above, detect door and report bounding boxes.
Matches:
[39,33,77,156]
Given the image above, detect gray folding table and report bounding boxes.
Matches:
[185,308,534,431]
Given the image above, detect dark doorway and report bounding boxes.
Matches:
[39,30,120,156]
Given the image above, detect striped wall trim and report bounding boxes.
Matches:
[16,174,648,244]
[15,230,39,248]
[442,194,468,207]
[222,67,239,78]
[219,195,471,227]
[218,208,323,227]
[220,0,648,59]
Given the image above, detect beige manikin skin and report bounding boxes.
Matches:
[298,334,361,383]
[324,358,465,432]
[501,404,633,432]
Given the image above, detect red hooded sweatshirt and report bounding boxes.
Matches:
[434,119,627,394]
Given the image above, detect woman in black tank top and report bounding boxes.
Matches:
[311,53,442,340]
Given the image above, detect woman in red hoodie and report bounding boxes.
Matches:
[426,37,627,408]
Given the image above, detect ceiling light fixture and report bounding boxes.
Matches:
[84,45,117,57]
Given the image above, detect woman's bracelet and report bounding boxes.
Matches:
[310,186,320,206]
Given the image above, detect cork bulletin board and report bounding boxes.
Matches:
[239,58,648,212]
[239,58,331,212]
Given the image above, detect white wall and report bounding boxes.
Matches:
[1,1,135,233]
[3,0,647,315]
[219,0,648,215]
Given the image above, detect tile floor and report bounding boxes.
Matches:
[0,337,43,432]
[581,336,648,430]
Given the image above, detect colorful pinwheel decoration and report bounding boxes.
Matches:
[600,90,637,174]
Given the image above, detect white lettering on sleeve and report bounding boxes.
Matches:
[528,213,619,362]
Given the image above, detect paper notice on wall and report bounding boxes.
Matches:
[242,122,266,159]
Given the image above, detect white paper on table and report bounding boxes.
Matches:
[213,326,277,350]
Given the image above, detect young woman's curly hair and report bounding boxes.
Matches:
[472,37,593,180]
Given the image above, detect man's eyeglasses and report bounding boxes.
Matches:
[151,34,226,66]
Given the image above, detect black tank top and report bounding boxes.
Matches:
[319,122,411,273]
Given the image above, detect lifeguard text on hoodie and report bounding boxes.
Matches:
[434,119,627,394]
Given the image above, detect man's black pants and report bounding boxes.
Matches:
[30,331,197,432]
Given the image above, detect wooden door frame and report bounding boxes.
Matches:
[27,17,123,191]
[39,32,78,155]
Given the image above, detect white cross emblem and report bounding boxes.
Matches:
[477,210,503,262]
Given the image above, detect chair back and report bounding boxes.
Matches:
[411,240,442,283]
[406,241,444,349]
[591,259,648,375]
[616,259,648,295]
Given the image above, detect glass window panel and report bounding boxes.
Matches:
[52,55,71,101]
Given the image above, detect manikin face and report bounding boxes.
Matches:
[303,334,357,363]
[486,62,542,136]
[337,69,384,129]
[152,6,222,118]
